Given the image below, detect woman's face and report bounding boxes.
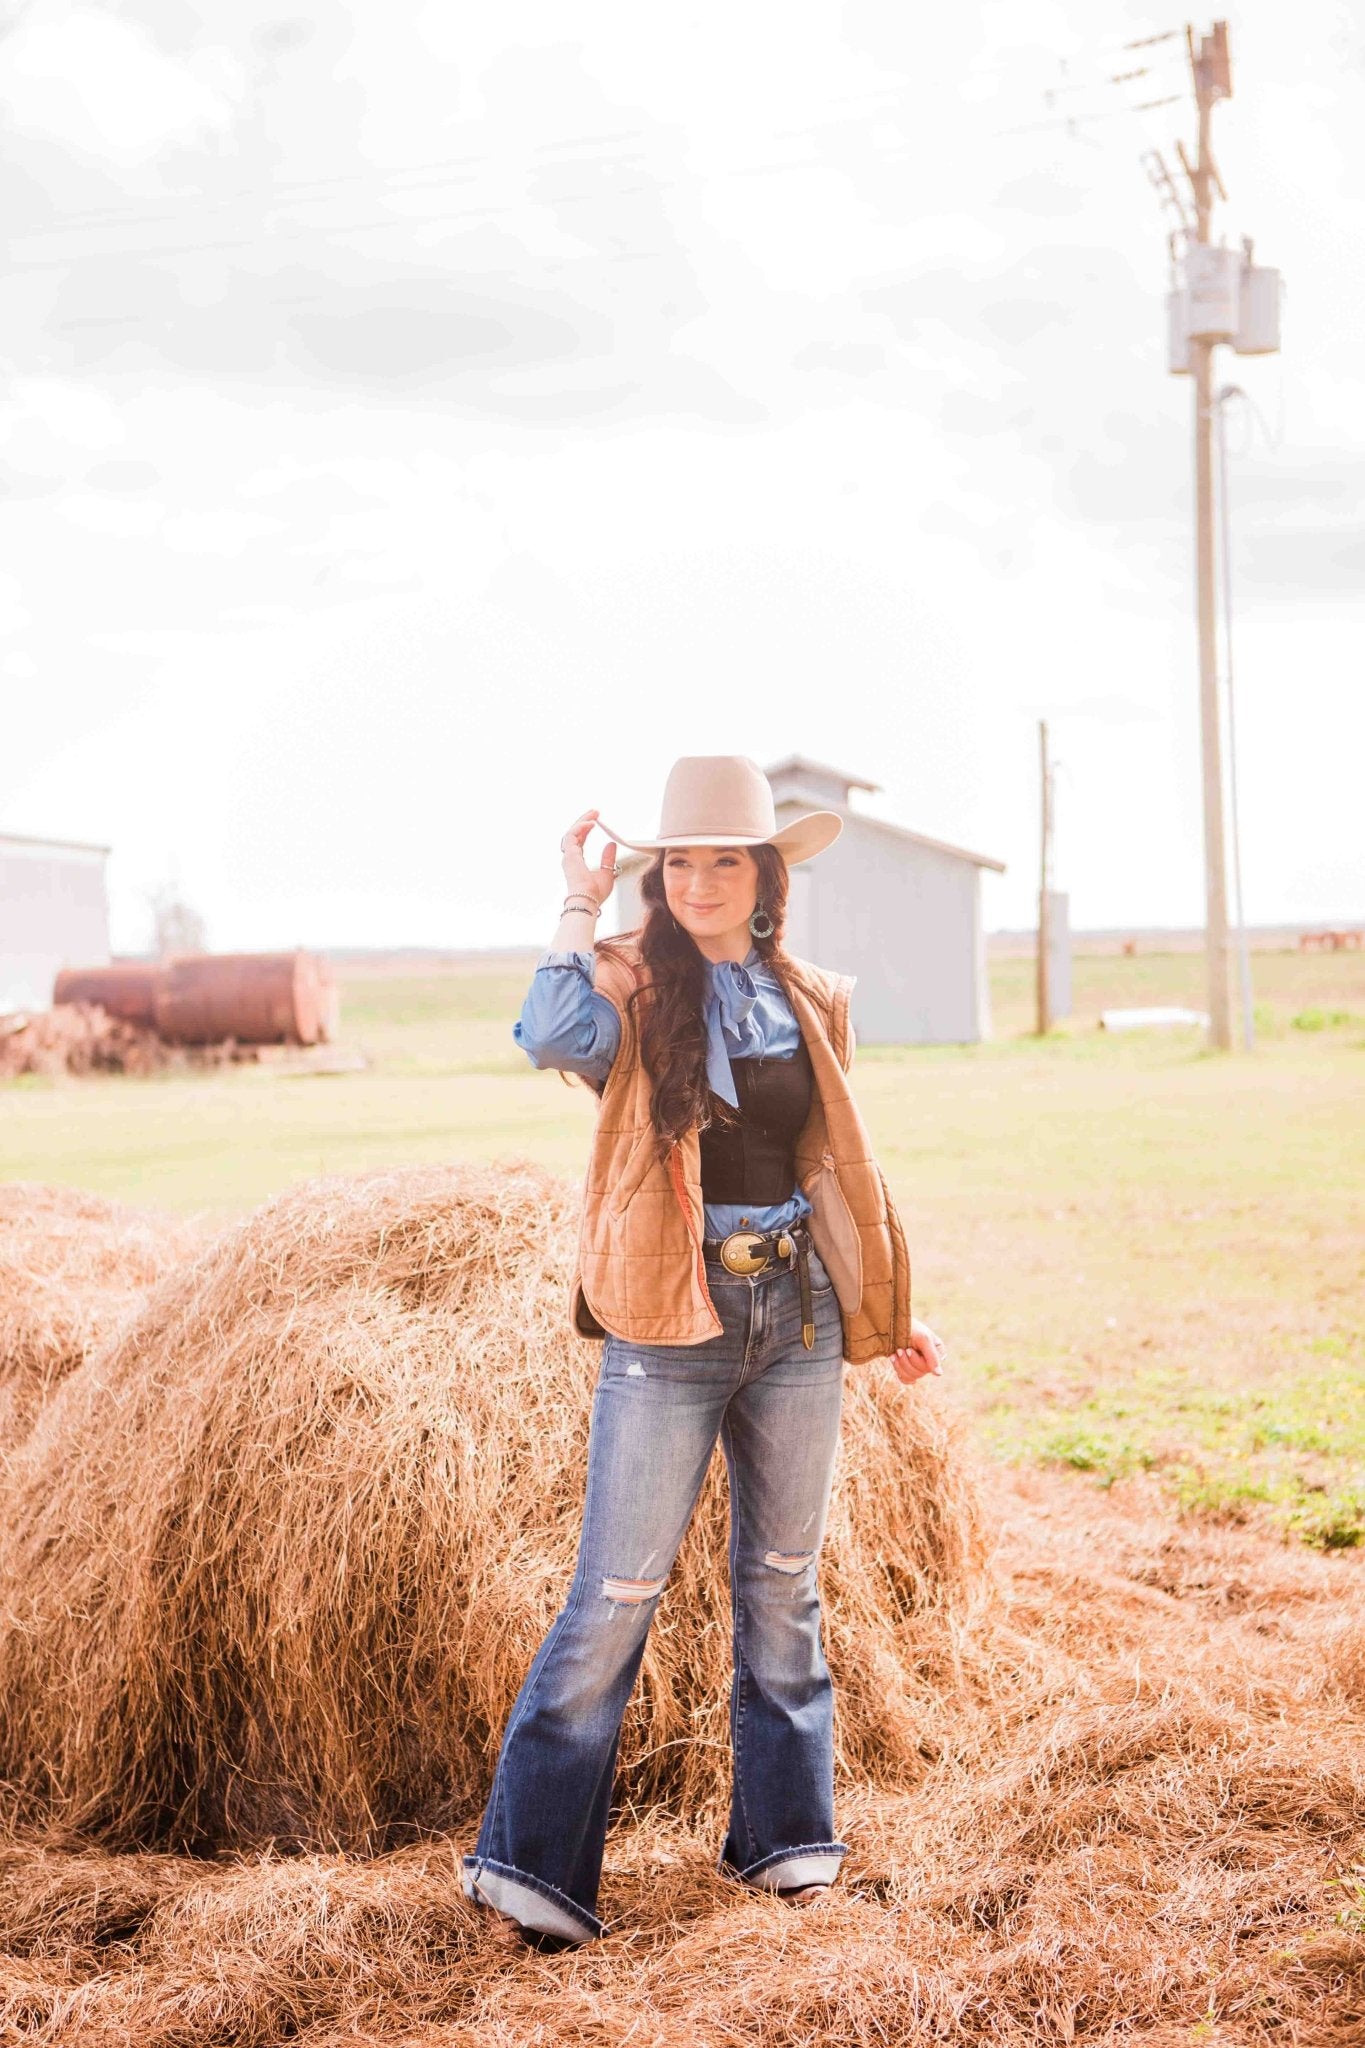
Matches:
[662,844,759,950]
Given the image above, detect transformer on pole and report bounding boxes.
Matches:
[1149,23,1282,1052]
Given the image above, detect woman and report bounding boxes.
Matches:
[462,755,946,1948]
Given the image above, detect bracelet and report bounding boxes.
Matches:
[562,896,601,918]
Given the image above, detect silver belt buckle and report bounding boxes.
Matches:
[719,1230,770,1276]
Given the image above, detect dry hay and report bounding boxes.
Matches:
[0,1186,203,1453]
[0,1480,1362,2046]
[2,1167,1363,2044]
[0,1004,171,1080]
[0,1160,983,1854]
[0,1004,256,1082]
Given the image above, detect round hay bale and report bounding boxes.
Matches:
[0,1162,984,1853]
[0,1184,203,1452]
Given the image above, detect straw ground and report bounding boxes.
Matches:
[0,1162,1362,2043]
[0,1470,1361,2044]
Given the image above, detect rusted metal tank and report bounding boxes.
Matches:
[316,961,339,1045]
[53,962,160,1026]
[153,952,333,1046]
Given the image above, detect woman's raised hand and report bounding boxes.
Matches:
[561,810,619,907]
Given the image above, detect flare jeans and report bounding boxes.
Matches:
[462,1242,847,1943]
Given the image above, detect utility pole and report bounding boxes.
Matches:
[1036,718,1052,1036]
[1186,20,1234,1051]
[1150,23,1279,1049]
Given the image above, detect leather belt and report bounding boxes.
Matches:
[703,1222,816,1350]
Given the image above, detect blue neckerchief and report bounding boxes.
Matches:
[704,945,764,1108]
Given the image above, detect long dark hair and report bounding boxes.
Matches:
[597,843,796,1162]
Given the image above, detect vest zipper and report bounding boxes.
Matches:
[668,1144,721,1328]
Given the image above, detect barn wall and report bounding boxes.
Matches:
[0,841,110,1013]
[788,814,986,1045]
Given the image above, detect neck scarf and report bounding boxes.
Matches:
[702,945,764,1108]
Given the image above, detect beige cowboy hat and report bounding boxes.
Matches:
[600,755,842,866]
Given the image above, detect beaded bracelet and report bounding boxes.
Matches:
[562,896,601,918]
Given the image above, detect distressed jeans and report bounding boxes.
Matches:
[462,1241,847,1943]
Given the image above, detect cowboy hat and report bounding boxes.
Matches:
[600,756,842,866]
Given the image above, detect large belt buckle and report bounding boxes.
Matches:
[719,1230,771,1276]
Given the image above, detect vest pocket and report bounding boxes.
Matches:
[801,1150,863,1314]
[607,1126,661,1219]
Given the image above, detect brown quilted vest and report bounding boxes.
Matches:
[568,937,912,1364]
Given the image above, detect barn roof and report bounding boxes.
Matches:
[0,830,111,857]
[764,754,882,797]
[775,785,1006,873]
[614,790,1005,875]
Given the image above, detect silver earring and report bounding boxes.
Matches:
[748,903,775,939]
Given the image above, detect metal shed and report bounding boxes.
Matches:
[610,756,1006,1045]
[0,831,111,1014]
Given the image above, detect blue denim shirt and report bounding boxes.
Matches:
[514,945,813,1242]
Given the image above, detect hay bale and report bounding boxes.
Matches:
[0,1162,983,1853]
[0,1185,203,1452]
[0,1003,172,1079]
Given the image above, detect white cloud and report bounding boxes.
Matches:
[58,494,163,539]
[0,0,1358,947]
[161,508,283,558]
[0,8,243,161]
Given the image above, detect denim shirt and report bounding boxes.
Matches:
[514,945,813,1242]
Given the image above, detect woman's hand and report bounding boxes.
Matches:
[888,1318,946,1385]
[560,810,618,908]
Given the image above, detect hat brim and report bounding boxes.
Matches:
[599,811,843,866]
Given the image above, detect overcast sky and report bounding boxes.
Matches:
[2,0,1361,952]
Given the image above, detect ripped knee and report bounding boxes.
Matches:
[601,1572,667,1607]
[762,1549,815,1576]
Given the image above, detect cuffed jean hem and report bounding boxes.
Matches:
[461,1855,603,1943]
[724,1842,848,1891]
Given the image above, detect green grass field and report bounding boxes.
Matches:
[5,943,1363,1546]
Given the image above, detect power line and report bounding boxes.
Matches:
[9,150,649,251]
[995,94,1182,139]
[10,37,1195,263]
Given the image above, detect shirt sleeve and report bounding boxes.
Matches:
[513,950,622,1084]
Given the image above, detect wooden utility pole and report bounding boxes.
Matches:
[1186,21,1234,1050]
[1036,718,1052,1035]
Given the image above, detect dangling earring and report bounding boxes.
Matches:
[748,902,775,940]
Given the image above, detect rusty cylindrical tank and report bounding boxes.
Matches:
[53,963,160,1026]
[153,952,331,1047]
[316,959,338,1045]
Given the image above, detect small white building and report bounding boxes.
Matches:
[0,831,111,1013]
[611,756,1006,1045]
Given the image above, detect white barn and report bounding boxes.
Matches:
[611,756,1006,1045]
[0,831,111,1014]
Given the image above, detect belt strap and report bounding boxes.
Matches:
[704,1223,816,1351]
[795,1233,814,1350]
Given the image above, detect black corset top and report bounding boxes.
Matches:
[697,1038,813,1207]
